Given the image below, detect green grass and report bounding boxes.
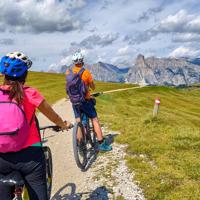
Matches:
[2,71,199,199]
[0,71,135,104]
[96,86,200,200]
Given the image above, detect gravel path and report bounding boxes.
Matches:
[37,98,146,200]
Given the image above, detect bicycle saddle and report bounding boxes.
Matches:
[0,171,24,186]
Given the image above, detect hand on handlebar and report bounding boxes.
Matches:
[62,121,73,131]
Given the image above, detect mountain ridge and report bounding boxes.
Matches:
[49,56,200,85]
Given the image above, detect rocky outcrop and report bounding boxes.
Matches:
[127,54,200,86]
[86,62,129,82]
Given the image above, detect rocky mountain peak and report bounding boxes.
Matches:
[127,55,200,86]
[135,54,145,64]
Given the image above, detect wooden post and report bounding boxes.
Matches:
[153,97,160,117]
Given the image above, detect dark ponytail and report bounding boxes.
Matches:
[4,71,28,104]
[8,81,24,104]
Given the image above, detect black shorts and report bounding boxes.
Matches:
[0,147,47,200]
[72,99,97,119]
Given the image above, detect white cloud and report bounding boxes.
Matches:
[169,46,200,58]
[71,33,119,49]
[0,0,86,33]
[172,33,200,42]
[153,9,200,33]
[117,46,130,55]
[133,9,200,44]
[48,48,100,71]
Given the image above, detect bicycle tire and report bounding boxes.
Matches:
[87,118,97,148]
[43,146,53,199]
[72,122,87,169]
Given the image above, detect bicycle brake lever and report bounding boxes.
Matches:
[52,126,61,132]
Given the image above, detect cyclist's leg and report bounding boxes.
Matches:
[81,100,103,141]
[72,104,81,122]
[81,99,112,151]
[20,147,48,200]
[0,157,14,200]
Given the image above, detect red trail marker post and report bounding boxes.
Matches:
[153,97,160,117]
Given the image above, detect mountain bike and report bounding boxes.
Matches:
[72,92,102,170]
[0,125,61,200]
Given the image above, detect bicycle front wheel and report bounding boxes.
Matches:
[43,146,53,199]
[72,122,87,169]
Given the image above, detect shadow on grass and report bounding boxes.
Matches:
[51,183,111,200]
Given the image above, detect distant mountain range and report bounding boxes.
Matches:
[49,55,200,86]
[127,54,200,86]
[59,62,129,82]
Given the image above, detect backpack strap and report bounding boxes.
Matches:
[69,69,73,74]
[77,68,85,76]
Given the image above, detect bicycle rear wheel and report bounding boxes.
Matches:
[43,146,53,199]
[72,122,87,169]
[87,118,97,148]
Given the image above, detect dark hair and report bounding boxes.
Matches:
[4,71,28,104]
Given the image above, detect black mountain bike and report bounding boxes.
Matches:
[72,92,102,170]
[0,125,61,200]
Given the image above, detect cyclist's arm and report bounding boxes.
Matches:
[89,81,95,90]
[38,100,66,129]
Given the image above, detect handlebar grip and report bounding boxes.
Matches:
[91,92,103,97]
[52,126,62,132]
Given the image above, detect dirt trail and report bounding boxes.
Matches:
[102,86,143,94]
[37,87,145,200]
[38,99,89,199]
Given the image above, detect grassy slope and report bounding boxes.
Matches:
[0,71,135,104]
[96,86,200,200]
[2,72,199,199]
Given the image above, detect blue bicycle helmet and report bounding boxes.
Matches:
[0,52,32,77]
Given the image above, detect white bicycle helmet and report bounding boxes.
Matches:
[0,51,32,77]
[6,52,32,68]
[72,52,84,64]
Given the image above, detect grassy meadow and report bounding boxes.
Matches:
[96,86,200,200]
[1,72,200,199]
[0,71,135,104]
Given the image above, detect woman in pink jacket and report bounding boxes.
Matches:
[0,52,72,200]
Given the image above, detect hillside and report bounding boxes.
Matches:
[0,71,134,104]
[96,86,200,200]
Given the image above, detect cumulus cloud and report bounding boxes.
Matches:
[152,10,200,33]
[172,33,200,42]
[117,46,130,55]
[0,0,86,33]
[49,49,101,71]
[128,9,200,44]
[169,46,200,58]
[0,38,14,45]
[71,33,119,49]
[133,6,163,23]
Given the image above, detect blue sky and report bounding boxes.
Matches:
[0,0,200,71]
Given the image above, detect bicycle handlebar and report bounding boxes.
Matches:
[91,92,103,97]
[39,126,61,132]
[39,124,74,132]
